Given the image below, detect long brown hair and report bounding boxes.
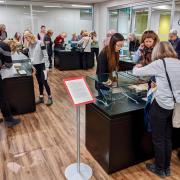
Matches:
[103,33,124,73]
[140,30,159,65]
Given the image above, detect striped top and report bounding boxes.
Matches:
[133,58,180,110]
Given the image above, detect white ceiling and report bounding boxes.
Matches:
[5,0,108,4]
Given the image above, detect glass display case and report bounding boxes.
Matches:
[1,56,32,80]
[86,71,149,108]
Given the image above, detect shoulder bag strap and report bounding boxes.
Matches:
[162,58,176,103]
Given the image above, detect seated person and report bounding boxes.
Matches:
[71,33,78,41]
[128,33,140,53]
[54,32,67,50]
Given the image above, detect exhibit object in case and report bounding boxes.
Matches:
[64,77,95,180]
[86,71,149,107]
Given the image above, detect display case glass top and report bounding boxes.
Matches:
[1,54,32,79]
[86,71,149,118]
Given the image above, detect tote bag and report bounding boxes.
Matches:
[162,59,180,128]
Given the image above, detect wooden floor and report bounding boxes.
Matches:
[0,68,180,180]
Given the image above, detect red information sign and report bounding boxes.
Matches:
[63,77,95,106]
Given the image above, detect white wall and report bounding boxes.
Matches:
[150,11,160,34]
[118,10,130,37]
[0,5,92,41]
[32,6,92,40]
[0,5,31,38]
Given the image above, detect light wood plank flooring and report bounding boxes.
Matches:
[0,68,179,180]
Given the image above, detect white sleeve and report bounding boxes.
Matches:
[133,60,161,76]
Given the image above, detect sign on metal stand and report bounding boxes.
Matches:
[63,77,95,180]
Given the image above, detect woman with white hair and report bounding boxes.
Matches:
[0,24,7,41]
[169,29,180,59]
[24,31,53,106]
[128,33,140,53]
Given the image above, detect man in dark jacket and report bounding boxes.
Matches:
[0,41,21,127]
[44,29,53,68]
[169,29,180,59]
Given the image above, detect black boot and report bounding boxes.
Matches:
[165,168,171,176]
[46,96,53,106]
[146,163,166,178]
[4,116,21,128]
[178,150,180,160]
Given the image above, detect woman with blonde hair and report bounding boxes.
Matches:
[0,24,7,41]
[133,42,180,178]
[4,39,18,54]
[78,31,92,69]
[24,31,53,106]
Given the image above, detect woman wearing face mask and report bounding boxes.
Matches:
[133,30,159,66]
[96,33,124,97]
[23,31,53,106]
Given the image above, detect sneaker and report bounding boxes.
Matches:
[4,117,21,128]
[165,168,171,176]
[36,97,44,105]
[46,97,53,106]
[146,163,166,178]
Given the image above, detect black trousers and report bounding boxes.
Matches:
[34,63,51,96]
[91,48,99,62]
[0,76,12,118]
[48,55,52,67]
[150,100,173,170]
[82,52,91,70]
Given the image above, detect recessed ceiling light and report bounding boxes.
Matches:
[43,5,62,8]
[72,4,91,8]
[0,0,5,3]
[153,5,171,10]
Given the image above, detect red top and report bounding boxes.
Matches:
[54,35,64,45]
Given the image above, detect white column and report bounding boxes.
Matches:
[147,6,152,30]
[170,0,175,29]
[30,2,34,33]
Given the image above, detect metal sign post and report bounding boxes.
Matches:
[63,77,95,180]
[64,106,92,180]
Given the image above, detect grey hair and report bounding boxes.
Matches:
[169,29,178,35]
